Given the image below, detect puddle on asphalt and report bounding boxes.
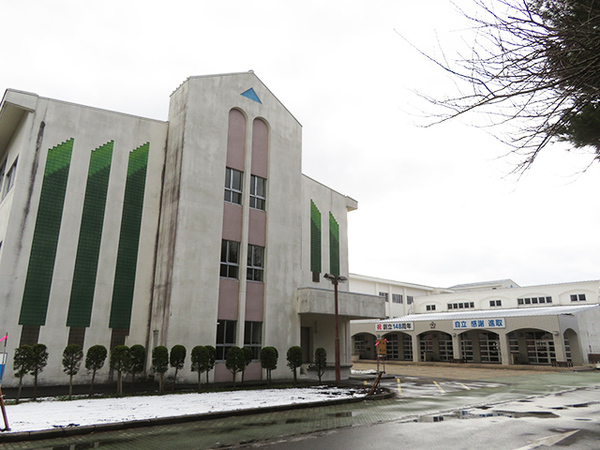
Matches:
[567,402,599,408]
[416,409,560,422]
[328,411,354,418]
[244,421,278,427]
[285,418,306,424]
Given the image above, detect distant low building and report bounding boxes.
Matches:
[350,277,600,366]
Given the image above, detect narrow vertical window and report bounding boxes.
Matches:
[247,244,264,282]
[250,175,266,210]
[2,158,17,200]
[0,161,5,199]
[220,240,240,278]
[216,320,237,360]
[244,321,262,359]
[224,168,243,205]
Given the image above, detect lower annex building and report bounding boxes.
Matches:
[350,275,600,366]
[0,72,383,387]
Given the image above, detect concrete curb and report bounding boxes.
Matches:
[0,390,394,443]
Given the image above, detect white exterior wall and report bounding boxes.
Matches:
[414,280,600,313]
[151,73,306,383]
[572,305,600,356]
[301,176,352,289]
[0,73,382,387]
[299,177,356,369]
[0,91,167,386]
[349,274,442,318]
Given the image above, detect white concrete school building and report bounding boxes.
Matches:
[0,72,383,387]
[351,276,600,366]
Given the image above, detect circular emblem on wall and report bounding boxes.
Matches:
[429,322,436,329]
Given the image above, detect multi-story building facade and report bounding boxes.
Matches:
[349,273,453,318]
[351,277,600,366]
[0,72,384,387]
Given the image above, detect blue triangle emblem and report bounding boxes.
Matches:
[241,88,262,104]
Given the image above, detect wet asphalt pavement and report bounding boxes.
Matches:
[1,363,599,449]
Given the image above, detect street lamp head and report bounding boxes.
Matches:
[324,273,347,284]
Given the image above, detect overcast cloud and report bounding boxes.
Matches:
[2,0,598,288]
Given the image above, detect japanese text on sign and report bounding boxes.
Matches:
[376,322,413,332]
[453,318,505,329]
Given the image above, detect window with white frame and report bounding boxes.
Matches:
[224,167,243,205]
[244,321,262,359]
[447,302,475,310]
[570,294,586,302]
[216,320,237,360]
[249,175,266,210]
[220,240,240,278]
[247,244,264,282]
[426,304,436,311]
[518,296,552,305]
[5,159,17,194]
[407,296,414,305]
[2,159,17,201]
[379,292,389,301]
[489,300,502,307]
[392,293,403,304]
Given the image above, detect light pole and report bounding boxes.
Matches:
[324,273,347,385]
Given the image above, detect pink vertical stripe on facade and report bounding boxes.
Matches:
[251,118,268,178]
[248,208,266,246]
[222,202,243,242]
[245,281,264,321]
[226,109,246,171]
[218,278,239,320]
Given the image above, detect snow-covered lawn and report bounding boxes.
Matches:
[3,387,366,433]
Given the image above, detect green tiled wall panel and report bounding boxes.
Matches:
[19,139,74,326]
[329,212,340,276]
[109,143,149,329]
[310,200,321,273]
[66,142,114,327]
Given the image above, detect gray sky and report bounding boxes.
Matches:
[2,0,599,288]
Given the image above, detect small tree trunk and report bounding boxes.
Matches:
[16,376,23,405]
[33,372,39,401]
[198,372,202,391]
[293,368,297,385]
[206,370,210,385]
[159,373,164,394]
[89,370,96,397]
[117,371,123,396]
[69,373,73,400]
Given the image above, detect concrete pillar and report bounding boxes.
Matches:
[452,334,461,360]
[412,334,420,362]
[499,332,510,366]
[553,332,566,361]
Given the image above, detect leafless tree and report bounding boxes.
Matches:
[404,0,600,173]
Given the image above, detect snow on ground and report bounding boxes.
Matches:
[350,369,377,375]
[3,387,366,433]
